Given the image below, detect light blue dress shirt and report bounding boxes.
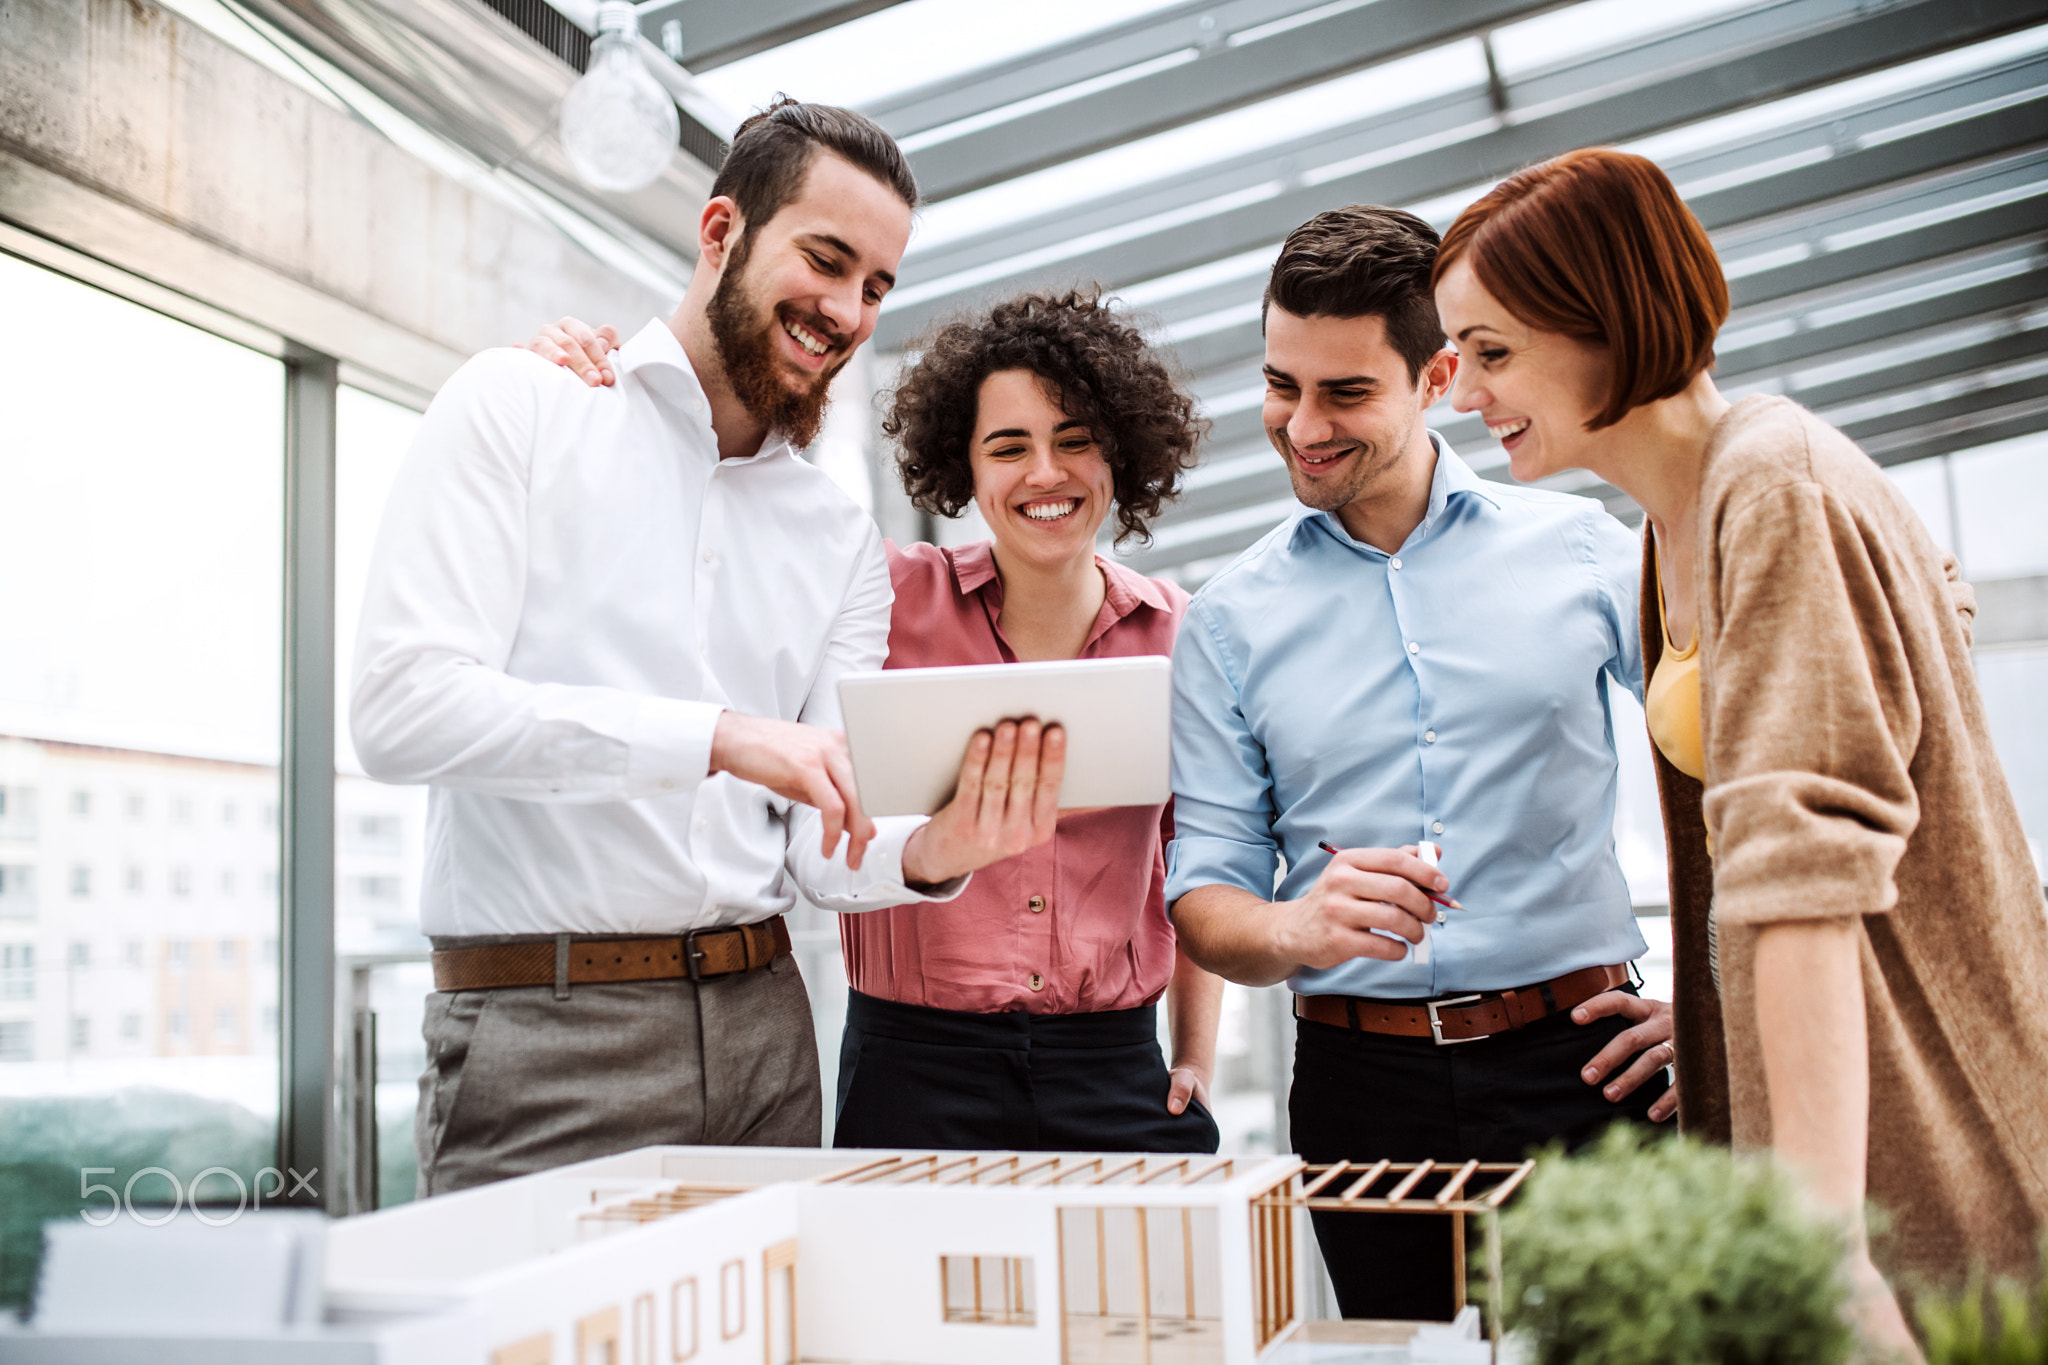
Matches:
[1166,436,1648,998]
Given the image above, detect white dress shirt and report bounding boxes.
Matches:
[350,319,953,936]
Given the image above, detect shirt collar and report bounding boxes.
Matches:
[1300,430,1500,555]
[946,540,1173,618]
[612,318,794,464]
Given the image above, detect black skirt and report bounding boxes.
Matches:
[832,988,1219,1153]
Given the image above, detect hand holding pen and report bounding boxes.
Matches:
[1318,839,1459,965]
[1277,841,1461,971]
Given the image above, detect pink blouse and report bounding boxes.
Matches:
[839,540,1189,1014]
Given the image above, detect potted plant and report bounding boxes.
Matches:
[1914,1250,2048,1365]
[1487,1126,1855,1365]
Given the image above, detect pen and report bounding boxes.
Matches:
[1317,840,1458,911]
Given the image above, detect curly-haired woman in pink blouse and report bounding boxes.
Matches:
[528,292,1224,1153]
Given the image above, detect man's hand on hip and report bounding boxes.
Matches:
[710,711,874,870]
[1573,989,1678,1122]
[1279,846,1456,968]
[901,719,1065,886]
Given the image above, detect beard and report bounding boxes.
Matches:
[1273,404,1419,515]
[706,231,847,450]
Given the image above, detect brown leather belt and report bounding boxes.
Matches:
[1294,963,1630,1045]
[431,917,792,994]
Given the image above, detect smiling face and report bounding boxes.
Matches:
[1434,259,1614,482]
[1262,307,1449,516]
[970,369,1115,576]
[705,151,914,446]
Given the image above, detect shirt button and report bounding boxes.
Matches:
[1027,895,1046,913]
[1424,731,1436,744]
[1432,821,1445,835]
[701,551,715,565]
[1028,972,1044,991]
[1407,641,1420,655]
[1389,556,1402,570]
[661,778,676,790]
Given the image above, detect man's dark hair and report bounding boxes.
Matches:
[1262,205,1447,383]
[710,96,918,235]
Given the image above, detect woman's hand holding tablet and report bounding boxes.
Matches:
[899,719,1066,887]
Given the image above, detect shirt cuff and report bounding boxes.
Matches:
[624,696,724,798]
[863,815,970,903]
[1165,834,1278,906]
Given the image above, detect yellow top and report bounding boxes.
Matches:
[1645,557,1706,782]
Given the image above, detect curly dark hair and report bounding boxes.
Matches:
[884,291,1205,546]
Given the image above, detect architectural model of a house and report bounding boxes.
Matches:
[10,1145,1521,1364]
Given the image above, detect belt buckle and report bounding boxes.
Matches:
[1426,993,1484,1046]
[682,929,708,983]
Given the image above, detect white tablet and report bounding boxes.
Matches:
[837,656,1173,817]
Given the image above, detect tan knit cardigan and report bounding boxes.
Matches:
[1646,393,2048,1281]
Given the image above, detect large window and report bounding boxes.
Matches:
[333,385,430,1210]
[0,252,284,1305]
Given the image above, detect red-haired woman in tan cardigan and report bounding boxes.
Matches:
[1432,147,2048,1356]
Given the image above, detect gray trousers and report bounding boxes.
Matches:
[415,949,821,1197]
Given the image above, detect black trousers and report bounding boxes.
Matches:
[833,988,1220,1153]
[1288,993,1662,1322]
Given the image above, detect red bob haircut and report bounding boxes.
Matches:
[1433,148,1729,430]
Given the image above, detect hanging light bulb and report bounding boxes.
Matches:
[559,1,680,194]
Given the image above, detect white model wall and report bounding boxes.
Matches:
[800,1184,1064,1365]
[376,1185,804,1365]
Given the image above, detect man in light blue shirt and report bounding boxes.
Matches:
[1168,206,1675,1321]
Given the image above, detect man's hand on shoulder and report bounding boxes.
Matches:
[523,316,620,387]
[1279,846,1454,969]
[710,711,874,870]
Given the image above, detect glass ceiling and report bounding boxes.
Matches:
[665,0,2048,584]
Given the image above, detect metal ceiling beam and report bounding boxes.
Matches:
[887,0,1900,331]
[1856,398,2048,466]
[235,0,710,263]
[1162,135,2048,383]
[919,32,2048,340]
[633,0,908,71]
[878,0,2045,345]
[865,0,1322,137]
[1836,369,2048,445]
[901,0,1564,202]
[1720,252,2048,375]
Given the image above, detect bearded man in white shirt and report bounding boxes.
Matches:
[352,99,1064,1196]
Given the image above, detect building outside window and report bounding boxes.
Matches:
[126,864,143,893]
[0,787,31,842]
[67,790,89,819]
[0,944,32,1000]
[0,1022,31,1063]
[67,866,88,898]
[0,866,32,920]
[66,942,87,969]
[68,1017,89,1051]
